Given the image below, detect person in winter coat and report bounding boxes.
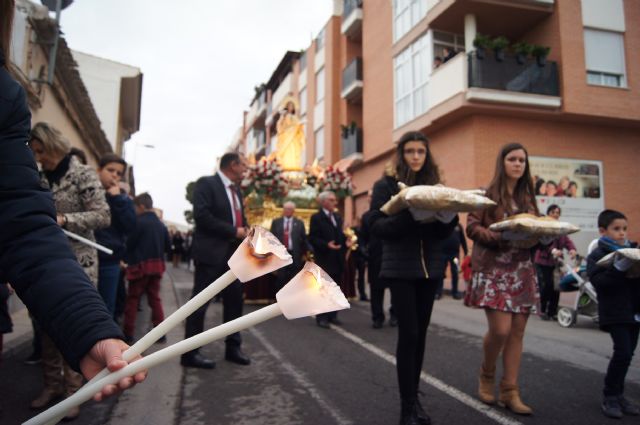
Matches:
[367,131,457,425]
[464,143,540,415]
[587,209,640,419]
[95,153,136,316]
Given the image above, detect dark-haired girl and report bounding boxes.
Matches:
[465,143,539,415]
[368,131,458,425]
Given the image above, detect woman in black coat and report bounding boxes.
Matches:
[368,131,458,425]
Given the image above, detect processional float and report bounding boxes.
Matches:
[25,227,350,425]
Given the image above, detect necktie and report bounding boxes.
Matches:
[329,212,337,227]
[283,219,291,250]
[228,184,243,228]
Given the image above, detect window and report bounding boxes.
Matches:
[299,87,307,116]
[316,27,326,51]
[584,29,626,88]
[299,51,307,71]
[393,0,428,42]
[314,127,325,161]
[394,33,429,128]
[433,30,465,68]
[316,67,325,103]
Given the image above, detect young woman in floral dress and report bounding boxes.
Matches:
[464,142,540,415]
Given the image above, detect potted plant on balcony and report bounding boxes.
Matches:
[513,41,533,65]
[473,33,491,60]
[532,45,551,67]
[491,36,510,62]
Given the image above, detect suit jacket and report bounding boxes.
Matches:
[309,209,347,281]
[0,49,123,371]
[270,216,310,267]
[192,173,247,266]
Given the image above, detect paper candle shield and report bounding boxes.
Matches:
[597,248,640,278]
[489,213,580,237]
[228,227,292,282]
[276,262,350,319]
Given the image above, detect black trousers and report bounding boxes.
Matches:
[604,324,640,396]
[356,259,367,299]
[370,277,395,323]
[316,266,342,322]
[183,261,244,355]
[389,278,438,402]
[538,264,560,316]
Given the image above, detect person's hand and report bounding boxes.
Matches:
[79,338,147,402]
[501,230,530,241]
[328,241,342,250]
[614,255,633,272]
[409,208,436,222]
[106,183,121,196]
[56,214,66,227]
[345,238,353,248]
[435,211,457,223]
[236,227,248,239]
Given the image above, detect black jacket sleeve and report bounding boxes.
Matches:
[369,178,419,240]
[110,193,137,236]
[586,248,628,290]
[0,68,123,372]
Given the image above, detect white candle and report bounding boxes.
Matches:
[63,229,113,255]
[24,304,283,425]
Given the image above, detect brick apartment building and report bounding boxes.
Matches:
[240,0,640,253]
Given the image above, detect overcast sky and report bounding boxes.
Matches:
[61,0,334,226]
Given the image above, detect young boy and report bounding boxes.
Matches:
[587,209,640,419]
[95,153,136,316]
[123,193,171,343]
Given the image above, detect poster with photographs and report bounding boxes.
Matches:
[530,156,604,255]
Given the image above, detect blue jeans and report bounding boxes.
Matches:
[98,263,121,316]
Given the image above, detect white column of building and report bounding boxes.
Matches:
[464,14,477,52]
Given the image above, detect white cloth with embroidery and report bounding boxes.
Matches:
[489,213,580,237]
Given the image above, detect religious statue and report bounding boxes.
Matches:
[274,95,305,171]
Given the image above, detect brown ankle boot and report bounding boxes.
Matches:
[498,382,532,415]
[478,365,496,404]
[30,388,64,409]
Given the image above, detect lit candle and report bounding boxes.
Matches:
[25,262,349,425]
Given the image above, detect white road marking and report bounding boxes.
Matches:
[330,324,524,425]
[249,327,354,425]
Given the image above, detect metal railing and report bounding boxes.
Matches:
[343,0,363,19]
[341,127,363,158]
[468,52,559,96]
[342,57,363,92]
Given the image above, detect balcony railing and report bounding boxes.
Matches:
[341,126,363,158]
[468,52,559,96]
[341,57,363,102]
[341,0,363,38]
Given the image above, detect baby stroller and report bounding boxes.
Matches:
[556,256,599,327]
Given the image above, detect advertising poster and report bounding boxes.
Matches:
[530,156,604,255]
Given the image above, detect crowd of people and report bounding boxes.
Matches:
[2,2,638,422]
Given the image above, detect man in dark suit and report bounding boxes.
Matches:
[181,152,250,369]
[309,191,350,328]
[270,201,310,291]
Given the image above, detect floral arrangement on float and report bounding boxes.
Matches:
[317,165,353,199]
[241,157,288,205]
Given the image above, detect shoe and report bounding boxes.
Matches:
[155,335,167,344]
[399,400,420,425]
[434,293,442,300]
[498,382,532,415]
[225,347,251,365]
[602,396,623,419]
[359,296,370,302]
[618,395,640,416]
[389,316,398,327]
[372,320,384,329]
[62,405,80,421]
[180,352,215,369]
[478,364,496,405]
[329,317,343,326]
[452,293,464,300]
[540,313,550,321]
[30,388,64,409]
[317,319,330,329]
[24,352,42,365]
[414,399,431,425]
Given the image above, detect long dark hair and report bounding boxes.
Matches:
[1,0,15,66]
[394,131,441,186]
[486,142,539,215]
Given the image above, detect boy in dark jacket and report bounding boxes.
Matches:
[95,154,136,316]
[586,209,640,419]
[123,193,171,343]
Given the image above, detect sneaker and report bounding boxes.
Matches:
[618,395,640,416]
[602,396,623,419]
[24,352,42,365]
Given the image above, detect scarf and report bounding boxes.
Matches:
[598,235,631,253]
[44,154,71,187]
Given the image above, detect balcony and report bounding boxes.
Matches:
[466,52,560,107]
[256,90,267,119]
[341,57,363,102]
[341,0,363,39]
[341,126,363,159]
